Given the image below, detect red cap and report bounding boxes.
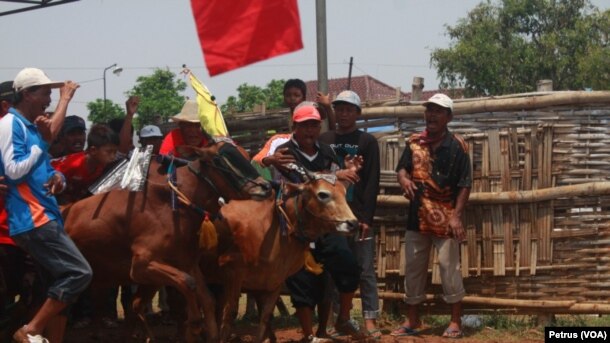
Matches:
[292,105,321,123]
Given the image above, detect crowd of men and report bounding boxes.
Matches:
[0,67,471,342]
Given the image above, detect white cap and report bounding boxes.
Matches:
[423,93,453,112]
[332,90,361,110]
[139,125,163,138]
[13,68,64,92]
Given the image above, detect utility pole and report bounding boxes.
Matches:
[316,0,329,132]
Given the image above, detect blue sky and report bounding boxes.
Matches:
[0,0,607,123]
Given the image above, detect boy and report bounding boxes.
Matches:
[53,115,87,158]
[51,124,119,203]
[253,79,333,169]
[139,125,164,154]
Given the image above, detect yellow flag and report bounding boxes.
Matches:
[189,72,229,137]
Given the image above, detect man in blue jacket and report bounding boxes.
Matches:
[0,68,92,343]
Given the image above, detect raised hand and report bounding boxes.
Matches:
[59,81,80,102]
[126,96,140,116]
[315,92,331,108]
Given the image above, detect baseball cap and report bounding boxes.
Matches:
[139,125,163,138]
[423,93,453,112]
[0,81,14,102]
[332,90,361,110]
[13,67,64,92]
[293,104,321,123]
[61,115,86,134]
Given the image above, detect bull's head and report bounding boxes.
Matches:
[284,174,358,240]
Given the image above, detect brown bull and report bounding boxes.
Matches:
[62,142,269,342]
[201,174,358,343]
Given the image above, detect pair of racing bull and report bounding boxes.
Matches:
[62,140,359,342]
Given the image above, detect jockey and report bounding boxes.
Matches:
[160,99,269,199]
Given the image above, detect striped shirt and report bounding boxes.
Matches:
[0,108,63,236]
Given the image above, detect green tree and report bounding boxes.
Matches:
[125,68,187,126]
[221,79,286,114]
[87,99,125,124]
[431,0,609,96]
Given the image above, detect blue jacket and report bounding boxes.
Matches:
[0,108,63,235]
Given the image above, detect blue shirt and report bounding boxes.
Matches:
[0,108,63,235]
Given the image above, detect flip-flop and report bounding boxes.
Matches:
[326,328,340,339]
[390,326,419,337]
[442,328,463,339]
[366,328,382,340]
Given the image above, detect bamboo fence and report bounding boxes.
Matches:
[370,91,610,314]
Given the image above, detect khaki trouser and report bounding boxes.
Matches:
[403,230,465,305]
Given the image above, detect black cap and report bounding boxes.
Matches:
[0,81,14,103]
[61,115,86,135]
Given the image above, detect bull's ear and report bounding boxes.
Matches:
[284,182,304,196]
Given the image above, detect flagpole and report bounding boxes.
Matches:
[316,0,329,132]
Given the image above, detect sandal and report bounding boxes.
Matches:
[442,328,463,339]
[366,328,382,340]
[390,326,419,337]
[326,328,340,339]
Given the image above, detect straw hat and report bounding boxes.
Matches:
[171,100,200,123]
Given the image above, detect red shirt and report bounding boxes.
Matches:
[51,151,106,201]
[0,197,13,246]
[159,128,208,158]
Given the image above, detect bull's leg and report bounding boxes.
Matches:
[254,288,283,343]
[131,285,159,342]
[219,268,244,343]
[191,266,219,343]
[89,286,115,342]
[275,297,290,317]
[130,258,202,343]
[243,293,257,321]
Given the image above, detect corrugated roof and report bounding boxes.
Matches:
[305,75,463,103]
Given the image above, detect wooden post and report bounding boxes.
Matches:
[411,77,424,101]
[537,80,553,91]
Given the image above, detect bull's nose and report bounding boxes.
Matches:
[347,219,358,231]
[336,219,359,234]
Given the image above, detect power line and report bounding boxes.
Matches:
[0,62,430,72]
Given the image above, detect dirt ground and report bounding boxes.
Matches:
[57,294,546,342]
[63,322,544,343]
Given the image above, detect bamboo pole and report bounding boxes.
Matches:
[375,292,576,308]
[362,91,610,119]
[377,181,610,206]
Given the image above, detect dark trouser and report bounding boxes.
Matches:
[287,234,361,309]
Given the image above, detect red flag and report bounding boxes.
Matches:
[190,0,303,76]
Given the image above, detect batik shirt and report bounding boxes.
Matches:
[395,131,471,237]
